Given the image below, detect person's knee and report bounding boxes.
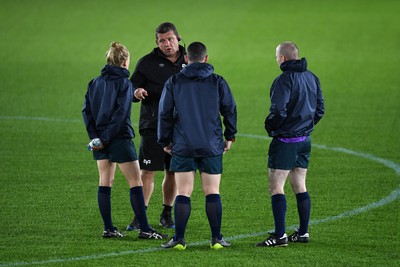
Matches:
[141,170,155,180]
[289,168,307,193]
[268,168,289,194]
[176,182,193,197]
[99,180,113,187]
[202,183,220,195]
[291,183,307,194]
[269,186,284,195]
[176,189,192,197]
[124,172,142,187]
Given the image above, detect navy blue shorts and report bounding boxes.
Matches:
[170,155,223,174]
[93,139,138,163]
[139,131,171,171]
[268,136,311,170]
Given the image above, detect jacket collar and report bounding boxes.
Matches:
[280,57,307,72]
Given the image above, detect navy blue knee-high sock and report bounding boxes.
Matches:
[205,194,222,239]
[271,194,286,237]
[174,195,191,240]
[130,186,151,232]
[296,192,311,235]
[98,186,113,231]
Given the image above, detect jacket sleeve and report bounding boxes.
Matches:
[82,80,98,139]
[130,66,144,103]
[100,80,133,145]
[264,75,291,135]
[130,56,162,104]
[314,76,325,125]
[157,78,175,148]
[219,78,237,141]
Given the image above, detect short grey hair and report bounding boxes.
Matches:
[277,41,299,60]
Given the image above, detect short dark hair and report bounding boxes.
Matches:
[187,42,207,62]
[155,22,179,39]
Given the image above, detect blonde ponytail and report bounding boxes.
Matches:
[106,42,129,66]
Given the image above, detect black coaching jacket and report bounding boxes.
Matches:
[130,46,187,134]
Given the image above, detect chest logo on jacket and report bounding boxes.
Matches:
[159,63,165,68]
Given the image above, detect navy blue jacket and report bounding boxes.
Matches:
[158,62,237,157]
[130,46,187,134]
[82,65,134,145]
[265,58,324,137]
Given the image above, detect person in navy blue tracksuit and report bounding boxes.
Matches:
[158,42,237,250]
[82,42,166,240]
[256,42,325,247]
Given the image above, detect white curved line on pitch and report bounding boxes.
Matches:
[0,118,399,266]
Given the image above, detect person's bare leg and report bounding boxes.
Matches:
[160,170,177,228]
[288,167,307,194]
[141,170,155,206]
[163,170,176,205]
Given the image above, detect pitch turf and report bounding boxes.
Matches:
[0,0,399,266]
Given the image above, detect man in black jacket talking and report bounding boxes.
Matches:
[127,22,187,230]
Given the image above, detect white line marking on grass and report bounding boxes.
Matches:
[0,116,81,123]
[237,133,400,176]
[0,118,399,266]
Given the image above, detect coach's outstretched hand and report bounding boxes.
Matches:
[134,88,148,100]
[163,143,172,155]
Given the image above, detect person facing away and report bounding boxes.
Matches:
[256,42,325,247]
[126,22,188,231]
[158,41,237,250]
[82,42,167,240]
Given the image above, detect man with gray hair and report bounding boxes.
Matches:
[257,41,325,247]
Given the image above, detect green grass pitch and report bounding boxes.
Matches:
[0,0,399,266]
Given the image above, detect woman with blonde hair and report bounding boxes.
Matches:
[82,42,167,240]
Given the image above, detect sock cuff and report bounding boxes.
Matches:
[130,186,143,195]
[98,186,111,195]
[162,204,172,212]
[176,195,191,204]
[271,194,286,202]
[296,192,310,201]
[206,194,221,202]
